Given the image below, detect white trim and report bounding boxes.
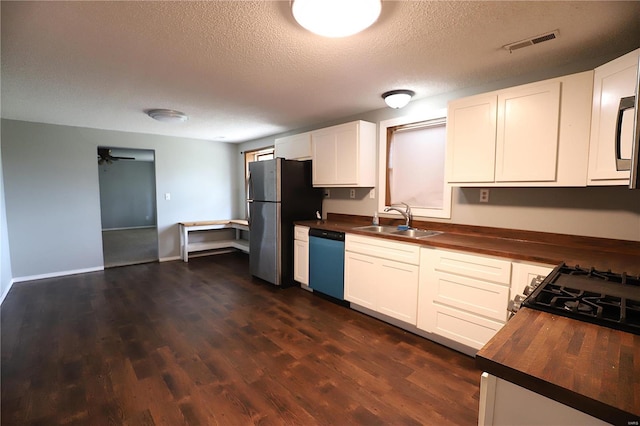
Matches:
[378,109,452,220]
[12,266,105,283]
[0,279,15,306]
[159,256,181,262]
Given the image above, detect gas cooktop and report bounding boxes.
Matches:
[522,264,640,335]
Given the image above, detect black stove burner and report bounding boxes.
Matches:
[563,300,595,314]
[522,263,640,335]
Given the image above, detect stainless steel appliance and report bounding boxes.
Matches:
[308,228,345,300]
[618,55,640,189]
[248,158,322,286]
[510,263,640,335]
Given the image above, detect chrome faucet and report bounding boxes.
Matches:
[384,202,412,228]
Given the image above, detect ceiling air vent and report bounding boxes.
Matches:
[503,29,559,53]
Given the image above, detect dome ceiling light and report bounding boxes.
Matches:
[382,90,415,109]
[146,109,188,123]
[291,0,382,38]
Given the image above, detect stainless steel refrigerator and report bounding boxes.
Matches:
[248,158,323,286]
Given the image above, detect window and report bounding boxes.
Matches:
[378,110,451,219]
[244,146,274,218]
[244,146,274,180]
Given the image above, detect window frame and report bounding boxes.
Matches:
[378,109,452,219]
[244,146,274,218]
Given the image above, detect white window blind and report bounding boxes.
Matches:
[388,121,446,209]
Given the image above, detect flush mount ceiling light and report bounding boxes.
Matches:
[146,109,188,123]
[291,0,382,38]
[382,90,415,109]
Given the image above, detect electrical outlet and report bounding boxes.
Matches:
[479,189,490,203]
[165,192,171,201]
[324,189,330,198]
[350,189,356,199]
[369,189,375,199]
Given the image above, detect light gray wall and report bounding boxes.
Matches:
[1,119,14,301]
[2,119,238,279]
[237,50,640,242]
[99,159,157,229]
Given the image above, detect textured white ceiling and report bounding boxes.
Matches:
[2,1,639,143]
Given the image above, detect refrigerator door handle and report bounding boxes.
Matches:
[247,172,254,201]
[246,172,254,225]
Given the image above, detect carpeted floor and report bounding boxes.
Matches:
[101,227,158,268]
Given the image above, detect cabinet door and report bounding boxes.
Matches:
[312,122,359,186]
[377,259,419,324]
[344,252,377,310]
[293,239,309,285]
[275,132,312,160]
[446,93,497,183]
[495,81,561,182]
[311,128,338,185]
[334,123,359,185]
[588,48,640,184]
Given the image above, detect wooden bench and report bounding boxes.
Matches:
[179,220,249,262]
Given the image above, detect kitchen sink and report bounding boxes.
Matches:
[353,225,399,233]
[353,225,442,239]
[390,229,442,239]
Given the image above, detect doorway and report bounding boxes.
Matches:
[97,147,159,268]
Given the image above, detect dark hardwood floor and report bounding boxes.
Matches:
[1,252,481,425]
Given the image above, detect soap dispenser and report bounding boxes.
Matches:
[372,212,379,226]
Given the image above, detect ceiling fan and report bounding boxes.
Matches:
[97,148,135,165]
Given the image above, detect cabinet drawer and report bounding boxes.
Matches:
[431,271,510,322]
[294,226,309,242]
[423,302,504,350]
[432,249,511,285]
[346,234,420,265]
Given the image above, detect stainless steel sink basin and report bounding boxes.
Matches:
[353,225,398,233]
[390,229,442,239]
[353,225,442,239]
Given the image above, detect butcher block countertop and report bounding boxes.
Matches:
[296,213,640,275]
[476,308,640,425]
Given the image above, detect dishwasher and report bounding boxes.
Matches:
[308,228,345,301]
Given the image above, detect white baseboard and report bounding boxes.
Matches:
[0,278,15,306]
[12,266,104,284]
[159,256,181,263]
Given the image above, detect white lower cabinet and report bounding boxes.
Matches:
[345,234,420,324]
[417,248,512,351]
[344,251,377,309]
[293,226,310,286]
[343,236,556,355]
[479,373,608,426]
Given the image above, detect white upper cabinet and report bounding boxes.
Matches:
[588,48,640,185]
[446,71,594,187]
[447,93,497,183]
[495,81,561,182]
[275,132,312,160]
[311,120,376,187]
